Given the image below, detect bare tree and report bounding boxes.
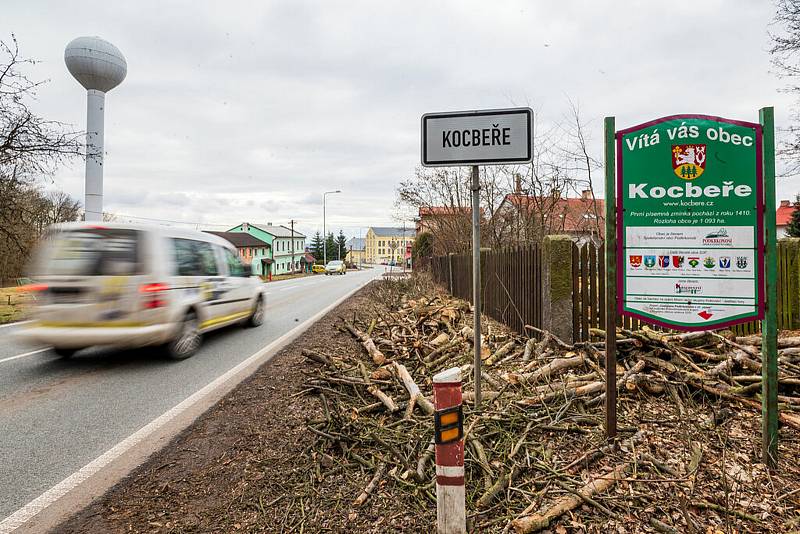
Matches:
[771,0,800,175]
[0,34,83,283]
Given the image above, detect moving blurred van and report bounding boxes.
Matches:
[16,223,266,359]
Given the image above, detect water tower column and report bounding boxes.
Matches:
[85,89,105,221]
[64,36,127,222]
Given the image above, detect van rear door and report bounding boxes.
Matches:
[31,227,147,327]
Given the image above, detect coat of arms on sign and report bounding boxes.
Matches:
[672,144,706,180]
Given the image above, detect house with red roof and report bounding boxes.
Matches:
[777,199,797,237]
[493,189,604,245]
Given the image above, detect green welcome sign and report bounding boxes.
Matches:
[617,114,764,330]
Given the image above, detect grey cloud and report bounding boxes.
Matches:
[6,0,798,229]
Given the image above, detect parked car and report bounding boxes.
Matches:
[324,260,346,275]
[312,264,326,274]
[16,222,266,360]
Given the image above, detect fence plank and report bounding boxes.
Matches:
[598,246,606,333]
[572,244,580,341]
[580,244,589,341]
[589,244,598,330]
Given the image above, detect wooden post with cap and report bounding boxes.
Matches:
[433,366,465,534]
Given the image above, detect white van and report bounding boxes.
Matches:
[16,223,266,359]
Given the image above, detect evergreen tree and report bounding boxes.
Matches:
[336,230,348,260]
[325,232,336,262]
[310,232,324,263]
[787,194,800,238]
[412,231,433,259]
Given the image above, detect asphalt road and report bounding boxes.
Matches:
[0,268,384,522]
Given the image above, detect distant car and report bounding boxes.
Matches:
[16,223,266,360]
[312,264,326,274]
[325,260,346,275]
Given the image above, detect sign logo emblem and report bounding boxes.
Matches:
[672,144,706,180]
[688,257,700,268]
[736,256,748,269]
[658,256,670,268]
[703,228,733,246]
[644,256,656,269]
[704,257,716,269]
[719,256,731,269]
[672,255,684,268]
[629,255,642,268]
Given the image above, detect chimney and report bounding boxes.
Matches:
[781,200,791,208]
[581,189,593,200]
[515,173,522,194]
[267,221,272,226]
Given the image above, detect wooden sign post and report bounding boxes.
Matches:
[604,116,617,442]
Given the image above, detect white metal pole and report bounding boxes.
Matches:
[85,89,106,221]
[471,165,482,409]
[323,195,327,265]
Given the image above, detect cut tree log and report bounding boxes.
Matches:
[514,352,585,381]
[367,385,398,412]
[484,340,517,366]
[516,381,605,406]
[393,362,435,415]
[353,462,386,506]
[345,323,387,365]
[510,463,629,533]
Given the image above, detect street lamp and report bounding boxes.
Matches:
[323,190,341,265]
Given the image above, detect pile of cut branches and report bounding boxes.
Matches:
[295,275,800,532]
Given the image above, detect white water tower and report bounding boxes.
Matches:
[65,36,127,221]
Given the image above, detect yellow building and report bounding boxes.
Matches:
[346,237,366,266]
[365,227,415,265]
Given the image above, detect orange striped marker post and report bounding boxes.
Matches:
[433,367,465,534]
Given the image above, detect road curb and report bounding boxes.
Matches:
[0,277,377,534]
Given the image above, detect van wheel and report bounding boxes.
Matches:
[53,347,78,358]
[166,311,201,360]
[247,295,265,327]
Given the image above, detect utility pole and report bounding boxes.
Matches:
[289,219,296,273]
[402,221,406,273]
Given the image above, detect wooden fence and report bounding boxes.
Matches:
[431,244,542,336]
[429,237,800,343]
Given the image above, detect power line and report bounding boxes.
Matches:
[106,212,233,227]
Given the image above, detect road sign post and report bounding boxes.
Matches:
[422,107,533,411]
[471,164,482,408]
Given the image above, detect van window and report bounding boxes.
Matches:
[39,228,142,276]
[172,239,219,276]
[223,248,246,277]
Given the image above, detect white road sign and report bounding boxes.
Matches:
[421,108,533,166]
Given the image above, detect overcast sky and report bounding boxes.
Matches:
[6,0,798,239]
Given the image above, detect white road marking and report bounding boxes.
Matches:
[279,285,299,291]
[0,348,50,365]
[0,321,32,330]
[0,277,374,533]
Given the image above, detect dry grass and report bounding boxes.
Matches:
[0,286,32,324]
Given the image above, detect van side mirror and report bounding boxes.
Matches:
[242,264,252,277]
